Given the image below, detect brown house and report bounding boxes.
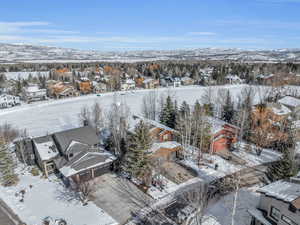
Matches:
[131,115,178,143]
[142,78,160,89]
[251,103,291,147]
[48,82,78,99]
[77,79,92,94]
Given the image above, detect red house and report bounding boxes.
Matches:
[206,117,240,153]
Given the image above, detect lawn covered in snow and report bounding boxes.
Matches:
[2,84,299,137]
[0,167,118,225]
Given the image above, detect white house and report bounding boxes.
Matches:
[225,74,244,84]
[121,79,136,91]
[23,85,47,103]
[0,94,20,108]
[173,77,181,87]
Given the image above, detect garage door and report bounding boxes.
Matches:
[94,165,110,177]
[79,170,92,182]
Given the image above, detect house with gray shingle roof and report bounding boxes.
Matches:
[248,176,300,225]
[18,126,116,184]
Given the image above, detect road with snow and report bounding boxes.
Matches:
[0,85,296,137]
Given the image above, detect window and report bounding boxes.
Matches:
[270,206,280,221]
[69,153,74,158]
[281,215,297,225]
[163,134,169,141]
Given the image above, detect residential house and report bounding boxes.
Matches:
[225,74,244,84]
[130,115,182,162]
[92,81,108,93]
[173,77,181,87]
[15,126,116,184]
[55,68,73,80]
[206,117,240,153]
[0,94,20,108]
[181,77,194,86]
[52,126,116,183]
[32,135,60,177]
[278,96,300,119]
[77,78,92,94]
[142,78,160,89]
[251,103,291,147]
[48,82,78,99]
[248,176,300,225]
[149,141,183,162]
[22,84,47,103]
[131,115,178,143]
[134,76,145,88]
[121,79,136,91]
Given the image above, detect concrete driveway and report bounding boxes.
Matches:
[92,173,153,224]
[0,199,23,225]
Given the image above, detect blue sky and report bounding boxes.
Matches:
[0,0,300,50]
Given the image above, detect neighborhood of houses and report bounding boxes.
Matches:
[1,64,293,109]
[0,86,299,225]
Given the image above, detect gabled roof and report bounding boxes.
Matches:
[205,116,239,134]
[53,126,99,154]
[130,115,178,133]
[59,151,116,177]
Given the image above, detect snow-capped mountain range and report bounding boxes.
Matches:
[0,43,300,63]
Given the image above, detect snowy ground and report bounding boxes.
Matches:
[1,84,296,137]
[181,141,281,182]
[206,185,261,225]
[0,167,118,225]
[147,175,179,200]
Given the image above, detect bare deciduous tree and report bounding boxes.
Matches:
[175,181,209,225]
[76,181,95,205]
[142,91,158,120]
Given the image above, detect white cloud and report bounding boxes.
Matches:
[186,32,216,36]
[0,21,78,35]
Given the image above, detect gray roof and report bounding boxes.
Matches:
[59,151,116,177]
[258,179,300,202]
[53,126,99,154]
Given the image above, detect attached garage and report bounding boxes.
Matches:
[79,170,92,182]
[93,164,111,177]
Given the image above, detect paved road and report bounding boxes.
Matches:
[0,199,23,225]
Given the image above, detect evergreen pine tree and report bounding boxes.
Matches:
[159,96,176,128]
[222,90,234,123]
[266,149,297,182]
[124,121,152,183]
[0,139,18,186]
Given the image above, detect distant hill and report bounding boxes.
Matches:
[0,43,300,63]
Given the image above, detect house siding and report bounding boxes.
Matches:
[258,195,300,225]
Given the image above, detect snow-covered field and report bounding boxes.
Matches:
[0,167,118,225]
[0,84,291,137]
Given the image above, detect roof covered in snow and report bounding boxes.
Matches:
[130,115,178,133]
[25,85,45,93]
[205,116,238,134]
[278,96,300,109]
[33,135,59,161]
[258,180,300,202]
[150,141,182,153]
